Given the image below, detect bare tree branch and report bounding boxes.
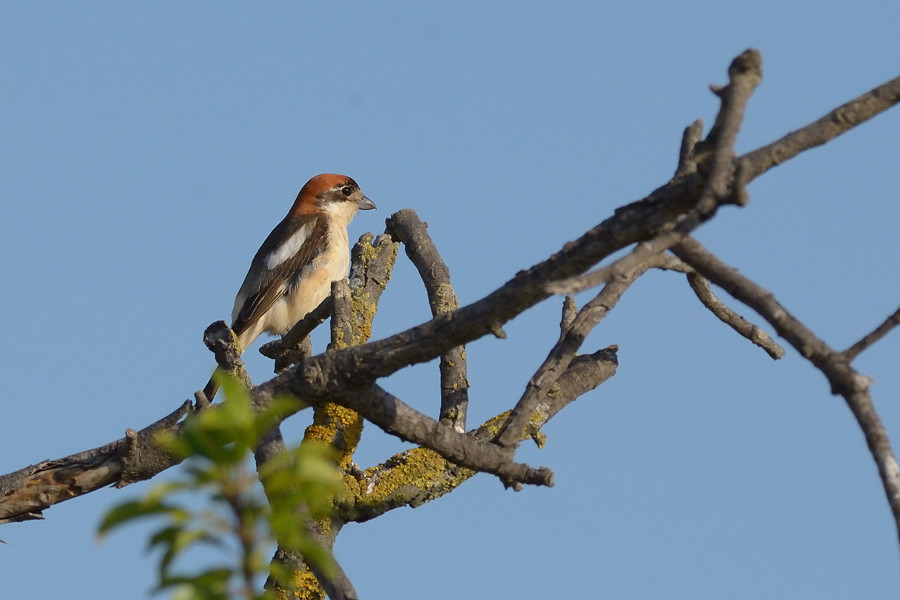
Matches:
[386,210,470,432]
[496,252,659,449]
[0,400,192,523]
[739,74,900,182]
[671,235,900,546]
[199,321,253,407]
[339,346,618,523]
[544,347,619,419]
[333,384,550,489]
[549,49,762,296]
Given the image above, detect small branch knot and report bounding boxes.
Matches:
[729,48,763,79]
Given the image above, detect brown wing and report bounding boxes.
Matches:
[231,215,329,338]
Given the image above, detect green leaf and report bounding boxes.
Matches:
[98,372,335,598]
[97,497,187,538]
[159,567,231,600]
[149,526,223,577]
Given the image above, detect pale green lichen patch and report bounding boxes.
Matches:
[432,283,460,314]
[353,447,476,513]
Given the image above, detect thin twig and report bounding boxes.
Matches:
[261,297,329,370]
[843,305,900,361]
[495,254,657,449]
[672,235,900,548]
[686,271,785,359]
[637,252,784,359]
[674,119,705,178]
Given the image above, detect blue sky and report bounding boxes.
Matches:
[2,2,899,598]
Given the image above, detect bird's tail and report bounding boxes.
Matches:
[202,368,222,403]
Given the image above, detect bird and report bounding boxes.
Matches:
[202,173,376,401]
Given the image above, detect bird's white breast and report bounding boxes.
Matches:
[259,224,351,336]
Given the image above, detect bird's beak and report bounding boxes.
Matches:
[357,195,376,211]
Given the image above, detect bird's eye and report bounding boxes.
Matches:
[341,186,352,197]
